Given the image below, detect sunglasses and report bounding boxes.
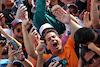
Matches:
[17,28,21,33]
[86,53,100,64]
[70,9,78,14]
[98,5,100,10]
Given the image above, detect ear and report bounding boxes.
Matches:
[2,17,5,23]
[46,45,50,50]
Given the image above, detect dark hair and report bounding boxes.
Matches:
[74,27,95,44]
[42,29,59,44]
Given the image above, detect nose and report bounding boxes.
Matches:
[51,37,55,41]
[93,58,97,63]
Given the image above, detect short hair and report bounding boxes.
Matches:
[42,29,59,44]
[74,27,95,44]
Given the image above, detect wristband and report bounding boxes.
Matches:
[8,60,13,64]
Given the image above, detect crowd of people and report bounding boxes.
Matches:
[0,0,100,67]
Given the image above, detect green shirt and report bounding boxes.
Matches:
[33,0,65,34]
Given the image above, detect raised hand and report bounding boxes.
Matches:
[22,19,31,31]
[83,11,92,28]
[15,4,28,20]
[15,47,25,61]
[53,9,71,24]
[8,46,16,62]
[79,9,86,20]
[51,5,79,24]
[0,43,7,55]
[36,43,45,55]
[28,27,40,48]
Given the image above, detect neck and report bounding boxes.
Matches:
[52,48,64,56]
[5,3,14,9]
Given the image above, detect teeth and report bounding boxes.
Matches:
[53,43,57,47]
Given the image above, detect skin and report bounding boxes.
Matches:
[13,23,23,43]
[2,0,15,9]
[68,7,79,17]
[45,32,64,56]
[84,51,100,67]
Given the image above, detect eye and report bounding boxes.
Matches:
[47,38,51,41]
[52,35,55,38]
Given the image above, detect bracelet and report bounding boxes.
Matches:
[8,60,13,64]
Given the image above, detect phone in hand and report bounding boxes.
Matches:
[15,0,23,8]
[8,39,19,51]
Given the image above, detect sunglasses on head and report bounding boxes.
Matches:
[17,28,21,33]
[86,53,100,64]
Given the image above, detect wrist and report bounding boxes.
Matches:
[8,60,14,64]
[20,56,25,61]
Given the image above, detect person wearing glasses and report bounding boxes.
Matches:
[81,46,100,67]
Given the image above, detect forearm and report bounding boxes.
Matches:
[91,0,100,29]
[91,45,100,56]
[36,55,45,67]
[1,28,22,47]
[69,20,82,32]
[22,58,34,67]
[78,58,83,67]
[22,26,37,60]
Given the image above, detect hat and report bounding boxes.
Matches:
[39,23,54,36]
[11,19,22,30]
[67,4,78,9]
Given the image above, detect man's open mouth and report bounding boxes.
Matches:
[53,42,57,47]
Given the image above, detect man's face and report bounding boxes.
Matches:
[45,32,62,54]
[13,23,23,38]
[2,0,15,6]
[84,51,100,67]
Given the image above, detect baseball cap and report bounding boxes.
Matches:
[39,23,54,36]
[67,4,78,9]
[11,19,22,30]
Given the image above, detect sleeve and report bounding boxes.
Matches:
[65,36,75,48]
[33,0,46,28]
[43,54,52,62]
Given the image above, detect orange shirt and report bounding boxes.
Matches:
[43,37,79,67]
